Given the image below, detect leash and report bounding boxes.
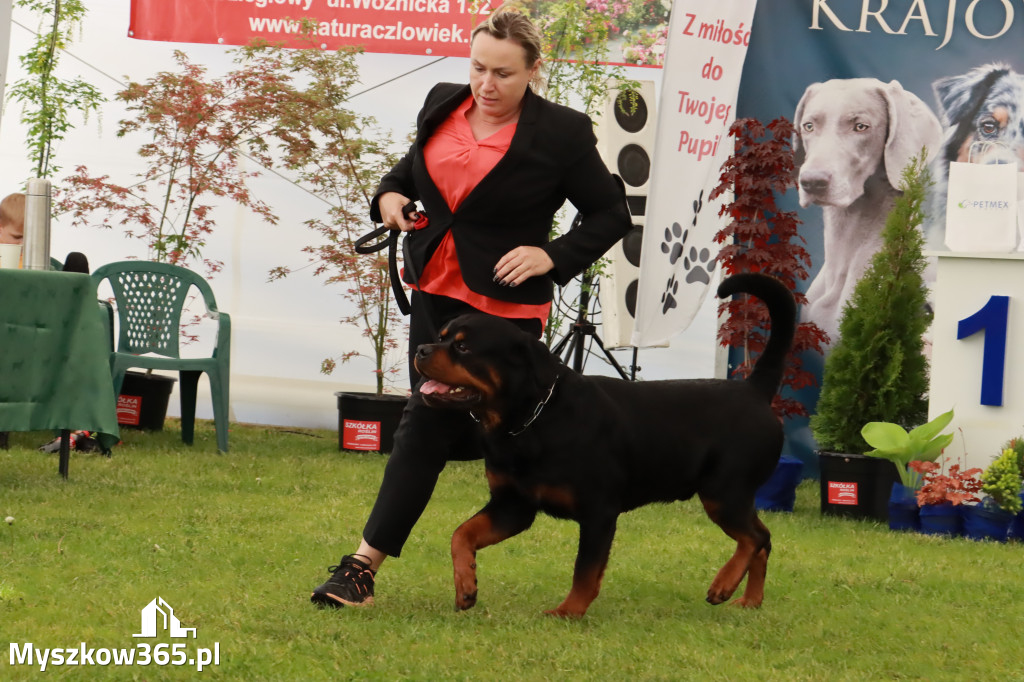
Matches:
[353,201,429,317]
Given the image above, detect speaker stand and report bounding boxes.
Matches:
[551,277,636,380]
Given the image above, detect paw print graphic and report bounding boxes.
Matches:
[660,222,686,264]
[692,189,704,227]
[660,274,679,315]
[683,245,716,286]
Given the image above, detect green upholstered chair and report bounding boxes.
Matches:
[91,261,231,451]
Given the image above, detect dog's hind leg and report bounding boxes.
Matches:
[699,495,771,608]
[546,515,617,619]
[451,481,537,612]
[733,515,771,608]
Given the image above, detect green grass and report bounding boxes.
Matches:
[2,421,1023,681]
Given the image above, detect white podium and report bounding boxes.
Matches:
[928,252,1024,470]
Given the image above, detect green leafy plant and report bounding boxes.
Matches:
[910,460,983,506]
[1000,436,1024,479]
[981,448,1023,513]
[7,0,104,178]
[810,152,933,453]
[861,409,955,489]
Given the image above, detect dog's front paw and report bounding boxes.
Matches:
[455,589,478,611]
[706,586,735,606]
[730,595,762,609]
[453,565,478,611]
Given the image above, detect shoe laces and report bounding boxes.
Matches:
[327,555,375,587]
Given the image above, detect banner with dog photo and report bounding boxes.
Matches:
[731,0,1024,471]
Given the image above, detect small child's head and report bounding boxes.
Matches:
[0,193,26,244]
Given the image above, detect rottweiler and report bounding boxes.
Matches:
[414,272,796,618]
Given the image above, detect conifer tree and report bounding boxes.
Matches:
[810,153,933,453]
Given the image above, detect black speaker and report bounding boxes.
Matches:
[596,80,656,349]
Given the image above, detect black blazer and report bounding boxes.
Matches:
[370,83,631,305]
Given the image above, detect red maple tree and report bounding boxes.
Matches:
[709,117,828,420]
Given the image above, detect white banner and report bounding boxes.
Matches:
[632,1,758,347]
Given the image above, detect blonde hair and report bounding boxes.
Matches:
[471,4,543,72]
[0,193,25,227]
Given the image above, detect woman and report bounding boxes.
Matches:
[311,5,631,608]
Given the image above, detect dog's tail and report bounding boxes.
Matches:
[716,273,797,402]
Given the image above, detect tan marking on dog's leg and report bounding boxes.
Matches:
[546,562,605,619]
[731,546,768,608]
[700,496,766,606]
[451,513,497,611]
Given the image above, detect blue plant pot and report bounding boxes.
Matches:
[1009,493,1024,541]
[961,504,1013,543]
[918,502,962,537]
[887,482,919,532]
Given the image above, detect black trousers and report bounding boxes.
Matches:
[361,291,542,557]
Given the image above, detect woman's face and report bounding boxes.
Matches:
[469,31,539,121]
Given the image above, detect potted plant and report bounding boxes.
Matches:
[963,447,1023,542]
[861,409,955,530]
[811,153,933,520]
[1001,437,1024,540]
[910,459,983,537]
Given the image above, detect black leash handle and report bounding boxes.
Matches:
[352,202,429,316]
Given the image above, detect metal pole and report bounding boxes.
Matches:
[23,178,52,270]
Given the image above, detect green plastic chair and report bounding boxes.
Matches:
[91,261,231,452]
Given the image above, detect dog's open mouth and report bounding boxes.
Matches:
[419,378,481,407]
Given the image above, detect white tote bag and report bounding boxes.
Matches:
[944,157,1019,252]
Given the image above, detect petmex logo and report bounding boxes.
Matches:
[956,199,1011,210]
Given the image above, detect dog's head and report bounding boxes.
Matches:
[793,78,942,208]
[932,63,1024,166]
[413,314,561,432]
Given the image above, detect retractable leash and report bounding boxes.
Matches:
[353,201,429,317]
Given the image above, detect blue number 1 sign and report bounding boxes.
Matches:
[957,295,1009,407]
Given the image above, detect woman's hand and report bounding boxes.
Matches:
[378,192,417,232]
[494,246,554,288]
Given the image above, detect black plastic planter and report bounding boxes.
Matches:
[117,371,177,430]
[818,452,900,522]
[335,392,408,454]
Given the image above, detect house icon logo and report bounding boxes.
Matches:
[133,597,197,638]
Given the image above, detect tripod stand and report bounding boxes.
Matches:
[550,269,637,380]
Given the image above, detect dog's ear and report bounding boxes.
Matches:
[506,331,561,400]
[932,62,1009,127]
[881,79,943,188]
[792,83,818,168]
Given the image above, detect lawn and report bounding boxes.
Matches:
[2,421,1023,681]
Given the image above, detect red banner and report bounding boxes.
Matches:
[129,0,493,58]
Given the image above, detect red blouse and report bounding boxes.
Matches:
[414,95,551,327]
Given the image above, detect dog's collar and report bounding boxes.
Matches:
[471,374,560,437]
[508,374,559,437]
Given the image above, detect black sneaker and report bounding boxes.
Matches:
[310,554,376,607]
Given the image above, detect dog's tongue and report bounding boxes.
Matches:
[420,379,453,395]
